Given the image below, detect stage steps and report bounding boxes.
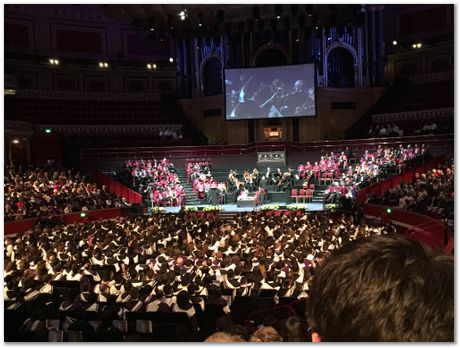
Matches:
[175,169,202,205]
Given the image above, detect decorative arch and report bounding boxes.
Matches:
[252,42,290,67]
[200,53,223,96]
[324,42,359,88]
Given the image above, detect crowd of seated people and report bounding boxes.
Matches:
[4,162,126,221]
[227,167,302,201]
[413,120,439,136]
[186,161,212,184]
[4,211,394,341]
[324,144,429,204]
[369,119,446,139]
[125,159,185,207]
[157,127,184,141]
[226,148,355,198]
[369,123,403,138]
[189,164,226,203]
[367,162,454,219]
[223,150,355,204]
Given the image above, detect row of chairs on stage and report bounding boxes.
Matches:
[291,188,314,203]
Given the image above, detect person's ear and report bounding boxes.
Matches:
[311,332,321,342]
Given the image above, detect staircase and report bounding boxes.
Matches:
[311,183,327,203]
[175,169,201,205]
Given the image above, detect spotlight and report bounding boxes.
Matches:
[169,57,174,63]
[150,28,154,31]
[45,128,52,134]
[179,9,187,21]
[12,139,19,144]
[80,211,87,218]
[386,208,392,214]
[198,23,202,27]
[276,15,281,19]
[392,40,398,46]
[315,26,319,30]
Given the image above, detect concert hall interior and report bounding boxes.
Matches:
[3,3,455,343]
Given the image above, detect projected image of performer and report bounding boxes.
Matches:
[228,77,264,118]
[303,87,316,115]
[280,80,315,116]
[259,79,287,118]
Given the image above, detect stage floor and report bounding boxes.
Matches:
[153,202,325,214]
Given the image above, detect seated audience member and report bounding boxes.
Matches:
[307,234,454,342]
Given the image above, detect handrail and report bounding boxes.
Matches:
[372,107,453,123]
[408,71,454,84]
[92,171,143,204]
[80,134,454,160]
[35,124,182,134]
[362,204,447,249]
[14,89,162,101]
[4,207,130,236]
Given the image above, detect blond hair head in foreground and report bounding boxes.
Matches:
[205,332,246,342]
[249,326,283,342]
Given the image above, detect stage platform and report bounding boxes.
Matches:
[151,202,324,214]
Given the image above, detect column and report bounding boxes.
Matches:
[368,6,377,86]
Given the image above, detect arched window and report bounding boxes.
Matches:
[202,56,222,96]
[327,47,355,88]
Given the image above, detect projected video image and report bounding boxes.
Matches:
[224,64,316,120]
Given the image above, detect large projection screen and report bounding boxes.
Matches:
[224,63,316,120]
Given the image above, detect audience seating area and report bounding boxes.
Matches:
[379,80,454,114]
[67,132,189,148]
[5,97,182,125]
[126,158,185,207]
[323,143,428,203]
[4,162,129,221]
[4,211,393,342]
[362,78,454,139]
[367,162,454,221]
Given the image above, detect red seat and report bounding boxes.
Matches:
[298,189,306,203]
[320,173,330,185]
[305,189,313,203]
[290,188,298,202]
